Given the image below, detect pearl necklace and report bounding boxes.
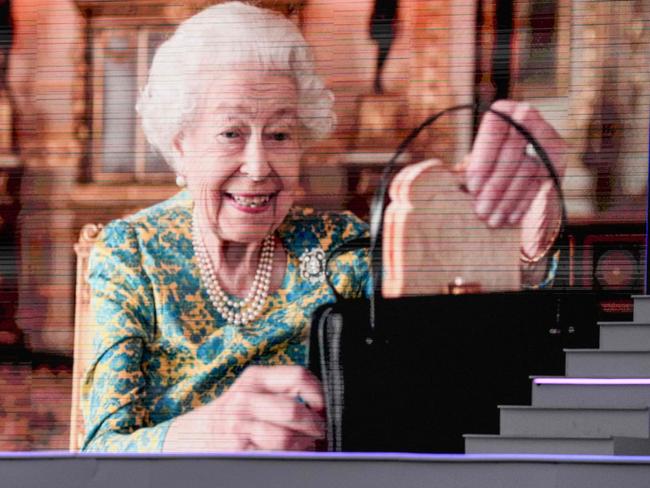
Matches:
[192,222,275,327]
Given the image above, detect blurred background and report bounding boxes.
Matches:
[0,0,648,450]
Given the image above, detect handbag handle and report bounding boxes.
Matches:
[367,103,567,331]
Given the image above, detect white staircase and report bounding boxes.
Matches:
[465,295,650,455]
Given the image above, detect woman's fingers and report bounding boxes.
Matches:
[239,365,325,414]
[466,101,514,194]
[217,365,326,451]
[467,100,565,227]
[165,366,326,452]
[248,419,320,451]
[473,127,525,223]
[473,102,535,222]
[245,391,325,438]
[488,154,545,226]
[509,177,543,226]
[488,99,566,177]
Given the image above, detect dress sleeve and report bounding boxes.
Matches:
[325,211,372,299]
[81,219,171,452]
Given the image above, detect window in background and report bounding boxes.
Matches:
[91,26,172,183]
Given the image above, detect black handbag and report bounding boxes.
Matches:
[308,105,598,453]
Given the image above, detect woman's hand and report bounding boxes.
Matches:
[163,365,325,452]
[465,100,566,261]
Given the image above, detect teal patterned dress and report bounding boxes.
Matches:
[82,190,370,452]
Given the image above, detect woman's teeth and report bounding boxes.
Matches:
[230,194,273,208]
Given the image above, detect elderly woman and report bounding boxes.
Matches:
[82,1,565,452]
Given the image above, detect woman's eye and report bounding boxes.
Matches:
[271,132,290,142]
[218,130,240,140]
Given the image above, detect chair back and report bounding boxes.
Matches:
[69,223,103,451]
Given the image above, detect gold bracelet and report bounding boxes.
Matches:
[520,214,562,264]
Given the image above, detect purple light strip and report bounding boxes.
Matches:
[3,450,650,464]
[534,378,650,385]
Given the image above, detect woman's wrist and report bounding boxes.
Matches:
[162,409,208,453]
[520,181,562,264]
[162,415,186,453]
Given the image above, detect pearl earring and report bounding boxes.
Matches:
[176,175,187,187]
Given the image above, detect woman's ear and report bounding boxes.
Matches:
[172,132,186,173]
[172,131,185,158]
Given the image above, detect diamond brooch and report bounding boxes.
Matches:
[299,248,326,285]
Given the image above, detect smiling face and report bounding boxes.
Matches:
[174,69,303,244]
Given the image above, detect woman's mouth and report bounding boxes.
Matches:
[224,192,278,213]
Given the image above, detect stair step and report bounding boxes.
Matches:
[633,296,650,323]
[532,377,650,408]
[499,405,650,438]
[600,322,650,350]
[565,349,650,377]
[464,434,650,455]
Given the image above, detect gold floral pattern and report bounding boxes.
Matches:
[81,190,369,452]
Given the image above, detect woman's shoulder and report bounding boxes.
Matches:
[124,190,192,229]
[90,191,193,284]
[99,191,192,243]
[278,206,368,255]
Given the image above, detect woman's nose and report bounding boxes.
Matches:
[239,136,272,181]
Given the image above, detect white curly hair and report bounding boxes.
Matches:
[136,1,336,171]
